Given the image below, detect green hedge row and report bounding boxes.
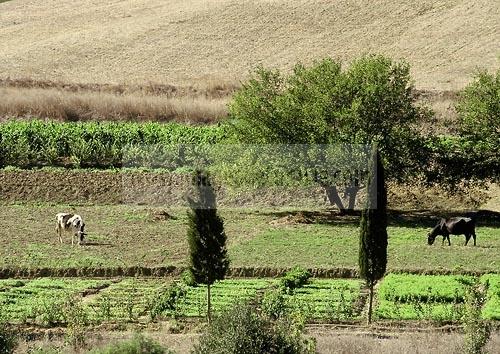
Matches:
[0,120,229,168]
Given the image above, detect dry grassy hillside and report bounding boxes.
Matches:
[0,0,498,90]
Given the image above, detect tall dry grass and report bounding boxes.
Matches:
[0,86,229,123]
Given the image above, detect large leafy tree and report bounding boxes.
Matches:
[425,69,500,189]
[359,147,388,324]
[229,55,427,212]
[187,170,229,323]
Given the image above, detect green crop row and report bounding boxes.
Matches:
[378,274,474,304]
[0,120,229,169]
[0,278,111,325]
[376,274,499,321]
[283,279,361,320]
[1,275,498,326]
[162,279,271,318]
[481,274,500,320]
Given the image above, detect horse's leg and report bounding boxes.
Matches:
[465,234,470,246]
[473,232,476,246]
[446,235,451,246]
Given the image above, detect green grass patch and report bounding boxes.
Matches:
[229,224,500,272]
[0,204,499,273]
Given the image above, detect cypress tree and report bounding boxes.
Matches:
[187,170,229,323]
[359,147,388,324]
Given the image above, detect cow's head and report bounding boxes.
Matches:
[76,222,87,245]
[427,221,442,245]
[427,232,436,245]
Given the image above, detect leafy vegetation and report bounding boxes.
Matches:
[228,55,428,209]
[0,278,110,325]
[193,302,315,354]
[283,279,361,320]
[462,281,491,354]
[0,120,228,169]
[480,274,500,320]
[376,274,474,321]
[89,334,173,354]
[279,266,311,292]
[158,279,270,318]
[457,69,500,144]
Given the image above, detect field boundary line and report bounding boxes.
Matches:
[0,266,497,279]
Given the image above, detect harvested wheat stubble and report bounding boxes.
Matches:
[0,0,498,91]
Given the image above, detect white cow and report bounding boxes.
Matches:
[56,213,86,245]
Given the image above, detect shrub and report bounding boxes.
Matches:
[280,266,311,293]
[0,323,17,354]
[261,288,287,320]
[89,333,172,354]
[149,283,187,320]
[181,269,197,287]
[462,283,491,354]
[193,303,315,354]
[456,69,500,143]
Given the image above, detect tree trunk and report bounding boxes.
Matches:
[346,185,361,210]
[322,185,346,214]
[368,282,374,325]
[207,283,211,324]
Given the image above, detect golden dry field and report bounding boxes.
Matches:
[0,0,498,90]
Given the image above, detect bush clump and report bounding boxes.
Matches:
[149,283,187,320]
[193,303,315,354]
[261,288,288,320]
[280,267,311,293]
[0,323,17,354]
[89,333,172,354]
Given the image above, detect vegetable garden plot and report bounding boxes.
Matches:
[283,279,362,320]
[375,274,473,321]
[166,279,271,318]
[0,278,110,325]
[481,274,500,320]
[85,278,170,322]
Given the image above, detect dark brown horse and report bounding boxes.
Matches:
[427,217,476,246]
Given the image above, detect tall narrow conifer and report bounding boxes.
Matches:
[187,170,229,323]
[359,147,388,324]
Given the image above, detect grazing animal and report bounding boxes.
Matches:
[427,217,477,246]
[56,213,86,245]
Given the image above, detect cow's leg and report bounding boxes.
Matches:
[446,235,451,246]
[57,226,63,243]
[72,232,75,246]
[465,234,471,246]
[472,232,476,246]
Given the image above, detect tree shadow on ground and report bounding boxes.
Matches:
[82,241,113,247]
[261,209,500,228]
